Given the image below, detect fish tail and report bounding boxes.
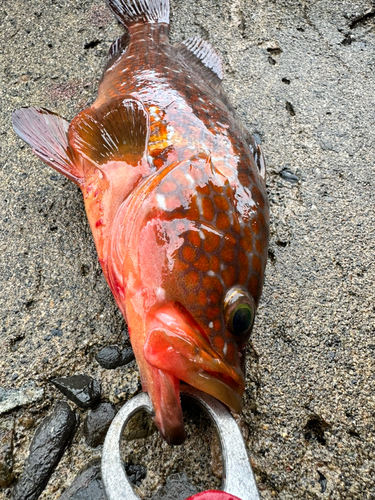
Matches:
[106,0,170,26]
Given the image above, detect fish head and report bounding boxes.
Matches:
[144,285,256,410]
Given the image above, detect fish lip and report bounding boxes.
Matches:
[144,302,245,414]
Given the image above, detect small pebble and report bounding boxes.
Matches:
[83,402,116,448]
[279,168,299,183]
[0,383,44,416]
[95,345,135,369]
[124,464,147,486]
[19,415,35,430]
[59,460,105,500]
[51,375,101,409]
[11,402,76,500]
[152,473,198,500]
[0,423,14,488]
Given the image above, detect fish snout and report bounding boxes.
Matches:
[144,303,245,414]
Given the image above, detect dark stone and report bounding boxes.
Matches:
[11,402,76,500]
[51,375,101,409]
[124,464,147,486]
[60,460,105,500]
[120,346,135,366]
[83,402,116,448]
[280,168,299,183]
[152,473,198,500]
[95,345,135,369]
[0,424,14,488]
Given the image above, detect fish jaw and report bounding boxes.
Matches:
[144,303,245,415]
[124,294,187,445]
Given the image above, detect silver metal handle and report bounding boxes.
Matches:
[101,386,260,500]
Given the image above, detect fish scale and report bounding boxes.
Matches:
[12,0,269,445]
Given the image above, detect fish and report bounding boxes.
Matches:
[12,0,269,445]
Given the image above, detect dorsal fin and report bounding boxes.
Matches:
[12,107,83,185]
[69,99,149,167]
[177,37,224,89]
[103,32,130,73]
[106,0,170,26]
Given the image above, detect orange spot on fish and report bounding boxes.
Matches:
[222,266,236,287]
[210,255,220,273]
[253,185,265,209]
[252,254,262,274]
[213,319,221,332]
[251,219,260,235]
[202,197,215,222]
[240,237,252,252]
[213,335,224,350]
[188,230,201,248]
[199,184,211,196]
[184,270,200,289]
[255,238,263,254]
[194,254,210,272]
[214,194,229,211]
[207,306,221,320]
[182,245,197,263]
[197,289,207,307]
[221,242,234,263]
[203,232,221,253]
[186,197,200,220]
[203,275,223,295]
[238,251,249,284]
[209,290,220,304]
[216,212,230,231]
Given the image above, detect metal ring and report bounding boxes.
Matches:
[102,386,260,500]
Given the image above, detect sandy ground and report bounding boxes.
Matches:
[1,0,374,498]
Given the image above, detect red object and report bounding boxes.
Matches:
[186,491,243,500]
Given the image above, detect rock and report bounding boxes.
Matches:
[0,420,14,488]
[152,473,198,500]
[11,402,76,500]
[51,375,101,409]
[0,383,44,416]
[95,345,135,369]
[124,464,147,486]
[83,402,116,448]
[60,460,105,500]
[279,168,299,183]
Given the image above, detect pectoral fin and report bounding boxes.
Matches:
[68,98,149,167]
[12,107,83,185]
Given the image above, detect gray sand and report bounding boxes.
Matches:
[1,0,374,498]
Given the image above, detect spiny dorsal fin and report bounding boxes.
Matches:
[103,32,131,74]
[177,37,224,88]
[69,99,149,167]
[106,0,170,26]
[12,107,83,185]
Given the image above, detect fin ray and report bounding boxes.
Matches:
[177,37,223,89]
[69,99,149,166]
[106,0,170,26]
[12,107,83,185]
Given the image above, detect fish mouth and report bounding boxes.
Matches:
[144,303,245,415]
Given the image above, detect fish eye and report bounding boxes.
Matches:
[223,287,255,337]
